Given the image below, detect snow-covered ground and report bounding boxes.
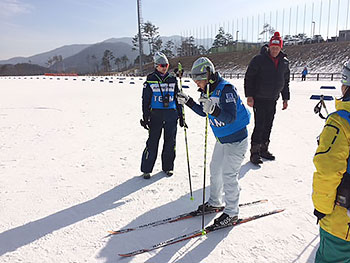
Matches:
[0,75,342,263]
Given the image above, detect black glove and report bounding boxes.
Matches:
[313,209,326,224]
[140,117,150,130]
[179,116,188,128]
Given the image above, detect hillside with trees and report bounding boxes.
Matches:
[1,20,349,76]
[138,25,350,76]
[0,63,53,76]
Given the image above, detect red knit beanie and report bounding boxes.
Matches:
[269,32,283,48]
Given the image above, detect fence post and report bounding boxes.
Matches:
[237,73,239,79]
[292,73,294,81]
[331,74,333,81]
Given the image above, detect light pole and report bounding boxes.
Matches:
[236,30,239,42]
[136,0,143,75]
[312,21,316,38]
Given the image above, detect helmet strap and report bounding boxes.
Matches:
[208,72,216,84]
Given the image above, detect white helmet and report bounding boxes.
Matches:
[190,57,215,81]
[341,61,350,86]
[153,52,168,66]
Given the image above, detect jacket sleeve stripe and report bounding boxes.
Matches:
[315,124,340,156]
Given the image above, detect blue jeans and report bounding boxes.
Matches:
[208,137,248,216]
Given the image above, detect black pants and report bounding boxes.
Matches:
[251,98,277,145]
[301,75,306,81]
[141,110,178,173]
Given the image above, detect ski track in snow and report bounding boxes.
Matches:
[0,75,340,262]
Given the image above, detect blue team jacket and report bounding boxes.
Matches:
[142,70,181,119]
[188,77,250,143]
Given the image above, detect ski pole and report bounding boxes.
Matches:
[176,62,193,201]
[201,66,211,235]
[320,95,329,115]
[314,95,329,119]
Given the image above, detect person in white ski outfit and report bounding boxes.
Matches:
[177,57,251,226]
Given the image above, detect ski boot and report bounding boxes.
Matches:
[260,141,275,160]
[250,143,263,165]
[213,213,238,227]
[164,170,173,177]
[197,202,224,213]
[143,173,151,179]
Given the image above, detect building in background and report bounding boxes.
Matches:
[339,30,350,41]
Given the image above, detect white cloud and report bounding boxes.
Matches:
[0,0,33,17]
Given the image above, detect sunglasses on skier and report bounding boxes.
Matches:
[158,64,168,68]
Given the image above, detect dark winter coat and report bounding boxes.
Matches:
[244,45,290,101]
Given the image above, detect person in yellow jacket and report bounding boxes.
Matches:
[312,61,350,263]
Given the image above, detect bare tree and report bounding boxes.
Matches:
[120,55,129,70]
[212,27,234,48]
[101,50,115,72]
[91,54,99,73]
[114,57,121,71]
[162,40,175,58]
[178,36,201,56]
[260,23,275,41]
[142,21,162,55]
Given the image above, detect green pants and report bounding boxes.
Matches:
[315,228,350,263]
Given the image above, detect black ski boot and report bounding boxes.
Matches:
[260,141,275,160]
[143,173,151,179]
[250,143,263,165]
[197,202,224,213]
[213,213,238,227]
[164,170,173,177]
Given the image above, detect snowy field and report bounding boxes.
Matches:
[0,75,342,263]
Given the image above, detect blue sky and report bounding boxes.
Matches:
[0,0,348,60]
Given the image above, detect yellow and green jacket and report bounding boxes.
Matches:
[312,98,350,241]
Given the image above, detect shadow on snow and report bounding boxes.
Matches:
[0,172,164,256]
[98,187,227,263]
[99,163,256,262]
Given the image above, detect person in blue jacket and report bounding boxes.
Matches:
[140,52,185,179]
[177,57,250,227]
[301,67,308,81]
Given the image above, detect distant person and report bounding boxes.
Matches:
[177,57,250,227]
[312,61,350,263]
[244,31,290,165]
[301,67,308,81]
[140,52,185,179]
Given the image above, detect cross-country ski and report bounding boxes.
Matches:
[118,209,285,257]
[108,199,267,235]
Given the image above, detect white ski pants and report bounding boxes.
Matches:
[208,137,248,216]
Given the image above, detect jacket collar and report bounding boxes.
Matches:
[154,69,169,82]
[335,98,350,112]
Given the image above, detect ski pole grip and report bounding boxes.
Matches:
[177,62,183,78]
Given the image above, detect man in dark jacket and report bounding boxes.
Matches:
[244,31,290,165]
[140,52,184,179]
